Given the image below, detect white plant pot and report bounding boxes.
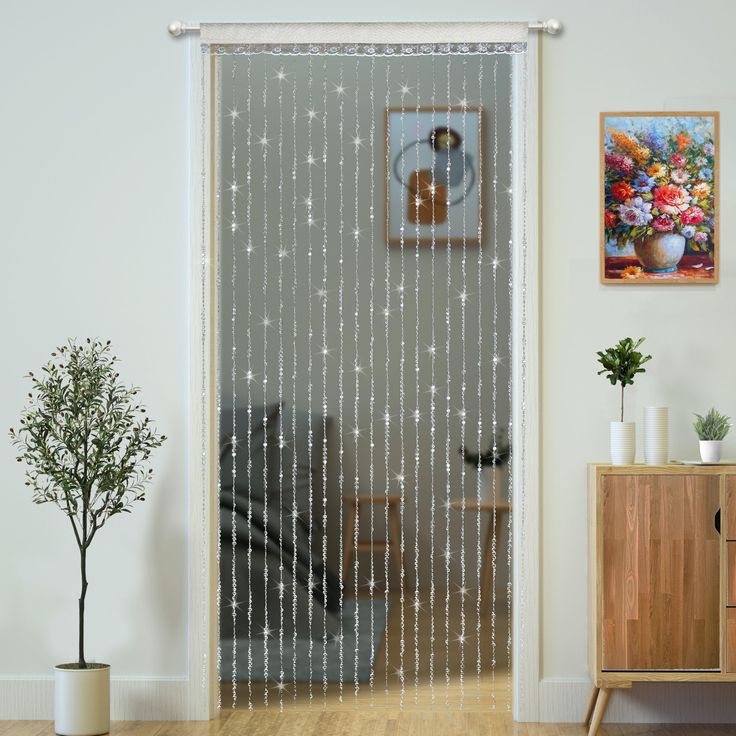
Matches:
[54,664,110,736]
[610,421,635,465]
[699,440,723,464]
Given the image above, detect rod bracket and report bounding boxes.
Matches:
[529,18,563,35]
[169,20,201,37]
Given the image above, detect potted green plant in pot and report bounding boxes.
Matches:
[596,337,652,465]
[694,408,731,463]
[9,340,166,736]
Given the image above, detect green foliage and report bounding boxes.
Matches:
[693,408,731,441]
[596,337,652,421]
[10,339,166,527]
[9,339,166,667]
[596,337,652,389]
[627,224,654,243]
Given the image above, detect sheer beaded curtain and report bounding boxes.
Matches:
[200,27,528,711]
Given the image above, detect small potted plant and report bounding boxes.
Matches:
[694,408,731,463]
[596,337,652,465]
[9,340,166,736]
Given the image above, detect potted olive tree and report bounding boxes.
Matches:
[596,337,652,465]
[9,340,166,736]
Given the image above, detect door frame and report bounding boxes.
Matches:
[511,32,540,722]
[187,30,540,721]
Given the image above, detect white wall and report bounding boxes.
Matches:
[537,0,736,723]
[1,0,735,723]
[0,4,191,680]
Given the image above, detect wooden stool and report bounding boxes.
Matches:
[341,495,403,588]
[449,499,511,610]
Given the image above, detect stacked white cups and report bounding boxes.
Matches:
[643,406,669,465]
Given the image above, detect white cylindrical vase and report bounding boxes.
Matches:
[54,664,110,736]
[700,440,723,464]
[610,421,635,465]
[643,406,669,465]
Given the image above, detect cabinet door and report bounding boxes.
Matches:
[601,473,720,671]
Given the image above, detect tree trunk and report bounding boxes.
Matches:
[620,384,625,423]
[78,547,88,668]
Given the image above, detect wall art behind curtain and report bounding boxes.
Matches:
[212,44,523,711]
[601,111,719,284]
[386,107,482,245]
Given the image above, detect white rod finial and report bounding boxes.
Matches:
[168,20,185,37]
[543,18,562,35]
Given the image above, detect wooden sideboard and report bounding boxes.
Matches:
[587,464,736,735]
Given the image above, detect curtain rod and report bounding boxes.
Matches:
[167,19,562,37]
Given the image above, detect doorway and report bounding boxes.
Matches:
[193,33,538,717]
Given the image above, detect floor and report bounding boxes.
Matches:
[216,590,511,710]
[4,714,736,735]
[3,600,736,735]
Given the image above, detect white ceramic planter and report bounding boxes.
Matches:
[700,440,723,464]
[610,421,635,465]
[643,406,669,465]
[54,664,110,736]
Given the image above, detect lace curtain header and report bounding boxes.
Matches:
[205,42,526,57]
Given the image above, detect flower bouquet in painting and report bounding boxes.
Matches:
[601,113,718,283]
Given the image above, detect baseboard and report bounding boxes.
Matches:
[0,677,199,721]
[540,676,736,723]
[10,674,736,723]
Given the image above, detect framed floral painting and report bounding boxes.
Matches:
[601,112,719,284]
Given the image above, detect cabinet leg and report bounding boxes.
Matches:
[587,687,611,736]
[387,505,403,588]
[342,503,358,584]
[480,516,494,611]
[583,686,600,727]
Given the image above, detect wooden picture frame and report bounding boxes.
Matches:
[385,106,483,246]
[600,111,719,284]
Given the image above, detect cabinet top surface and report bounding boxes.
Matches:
[590,462,736,473]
